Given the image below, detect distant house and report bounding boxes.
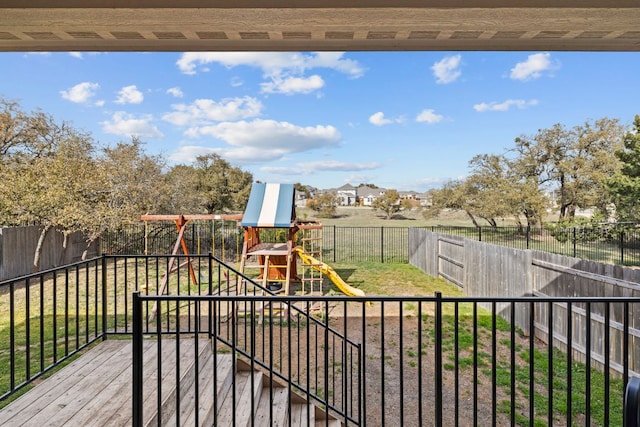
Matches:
[417,192,432,207]
[398,191,417,200]
[357,187,386,206]
[294,189,308,208]
[399,190,420,207]
[303,184,431,208]
[294,186,318,208]
[335,184,358,206]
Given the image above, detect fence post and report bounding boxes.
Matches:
[621,230,625,265]
[478,227,482,242]
[381,226,384,264]
[573,227,577,258]
[132,292,143,427]
[434,291,443,426]
[333,226,336,263]
[101,255,108,339]
[526,226,530,250]
[625,376,640,427]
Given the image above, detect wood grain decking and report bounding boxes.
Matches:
[0,338,341,426]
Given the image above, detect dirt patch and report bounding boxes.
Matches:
[228,299,561,427]
[328,304,510,427]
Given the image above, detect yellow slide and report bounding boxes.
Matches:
[293,246,365,297]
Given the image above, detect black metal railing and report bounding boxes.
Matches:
[3,254,640,426]
[131,293,362,426]
[101,252,361,424]
[0,257,106,401]
[129,292,640,426]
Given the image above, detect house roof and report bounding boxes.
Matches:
[1,1,639,52]
[357,187,386,198]
[337,184,357,191]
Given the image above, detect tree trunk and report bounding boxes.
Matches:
[465,211,481,229]
[515,217,524,234]
[58,231,70,266]
[82,238,96,260]
[33,224,51,272]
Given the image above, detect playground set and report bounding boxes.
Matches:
[140,183,364,316]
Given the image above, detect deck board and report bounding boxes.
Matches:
[0,337,338,427]
[65,340,162,427]
[0,338,208,426]
[0,340,131,426]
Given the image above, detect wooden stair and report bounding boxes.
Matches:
[153,340,342,427]
[0,339,342,427]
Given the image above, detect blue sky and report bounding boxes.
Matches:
[1,51,639,192]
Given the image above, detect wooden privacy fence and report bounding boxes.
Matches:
[0,226,99,282]
[409,228,640,376]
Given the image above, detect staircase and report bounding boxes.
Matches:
[148,340,342,427]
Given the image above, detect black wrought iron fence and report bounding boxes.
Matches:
[102,223,640,266]
[101,220,242,262]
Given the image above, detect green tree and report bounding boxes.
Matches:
[607,115,640,221]
[372,189,401,219]
[83,137,169,254]
[0,110,99,268]
[193,153,253,213]
[512,118,623,221]
[357,183,378,189]
[307,192,338,217]
[294,182,311,199]
[423,180,483,227]
[165,164,204,213]
[0,98,61,159]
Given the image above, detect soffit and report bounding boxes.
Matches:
[1,1,639,51]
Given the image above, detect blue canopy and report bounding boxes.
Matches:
[241,183,295,228]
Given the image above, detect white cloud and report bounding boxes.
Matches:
[170,119,340,164]
[261,161,380,176]
[115,85,144,104]
[177,52,364,78]
[176,52,364,96]
[230,77,244,87]
[60,82,101,104]
[297,160,380,172]
[369,112,392,126]
[168,145,217,163]
[166,87,184,98]
[510,53,558,81]
[304,52,365,79]
[369,112,404,126]
[431,55,462,84]
[101,111,163,138]
[67,52,101,59]
[411,177,445,190]
[162,97,263,126]
[473,99,539,112]
[189,119,339,150]
[261,75,325,95]
[416,109,444,124]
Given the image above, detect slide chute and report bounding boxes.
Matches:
[293,246,365,297]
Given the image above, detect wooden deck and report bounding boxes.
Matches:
[0,338,341,426]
